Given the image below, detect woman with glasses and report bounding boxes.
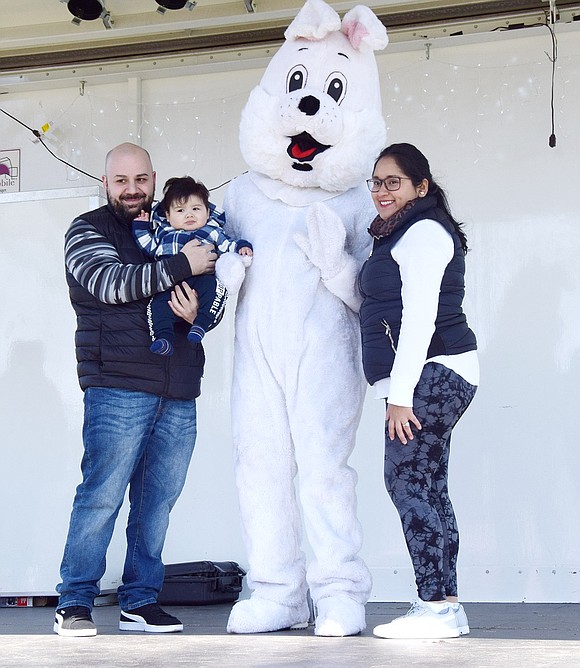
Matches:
[358,143,479,639]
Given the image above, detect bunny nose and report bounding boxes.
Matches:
[298,96,320,116]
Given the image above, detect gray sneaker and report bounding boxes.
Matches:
[452,603,470,635]
[53,606,97,637]
[373,600,460,639]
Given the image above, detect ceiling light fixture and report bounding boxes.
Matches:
[62,0,113,29]
[155,1,197,14]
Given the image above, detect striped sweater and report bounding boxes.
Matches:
[65,210,189,304]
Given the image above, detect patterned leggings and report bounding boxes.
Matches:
[384,362,477,602]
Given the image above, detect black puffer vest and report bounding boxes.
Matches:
[66,205,204,400]
[358,198,476,386]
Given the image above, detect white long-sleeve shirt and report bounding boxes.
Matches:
[371,219,479,405]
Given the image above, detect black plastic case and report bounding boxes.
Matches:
[158,561,246,605]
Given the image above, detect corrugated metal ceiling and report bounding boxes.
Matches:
[1,1,579,73]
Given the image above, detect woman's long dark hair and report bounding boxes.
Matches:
[374,143,468,253]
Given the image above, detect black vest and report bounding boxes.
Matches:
[66,205,205,400]
[358,199,476,386]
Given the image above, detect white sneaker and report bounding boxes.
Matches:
[451,603,470,635]
[373,600,460,639]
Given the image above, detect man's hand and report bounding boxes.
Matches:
[180,239,217,275]
[168,282,199,325]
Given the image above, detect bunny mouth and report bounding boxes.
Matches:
[287,132,330,171]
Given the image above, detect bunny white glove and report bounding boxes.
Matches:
[215,252,250,296]
[294,202,362,312]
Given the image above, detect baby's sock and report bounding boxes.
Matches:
[150,338,174,356]
[187,325,206,344]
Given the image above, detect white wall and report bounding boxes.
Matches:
[0,23,579,602]
[0,188,107,596]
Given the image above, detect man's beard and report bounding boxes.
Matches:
[107,189,153,222]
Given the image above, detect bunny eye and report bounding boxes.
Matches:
[287,65,308,93]
[325,72,347,104]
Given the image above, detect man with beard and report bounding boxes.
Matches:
[54,143,218,637]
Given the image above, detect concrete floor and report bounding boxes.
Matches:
[0,601,578,667]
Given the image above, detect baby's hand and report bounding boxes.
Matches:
[238,247,253,257]
[134,209,149,222]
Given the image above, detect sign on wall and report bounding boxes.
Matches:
[0,149,20,193]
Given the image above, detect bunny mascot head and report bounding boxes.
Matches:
[239,0,387,195]
[220,0,388,637]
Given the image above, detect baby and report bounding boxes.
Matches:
[133,176,252,355]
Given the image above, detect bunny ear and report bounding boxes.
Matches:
[341,5,389,51]
[284,0,341,42]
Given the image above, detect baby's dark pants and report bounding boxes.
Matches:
[147,274,227,342]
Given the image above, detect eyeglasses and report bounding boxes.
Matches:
[366,176,413,192]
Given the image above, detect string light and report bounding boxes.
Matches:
[1,37,574,188]
[0,106,101,181]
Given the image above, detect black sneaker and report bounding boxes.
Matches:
[119,603,183,633]
[53,606,97,637]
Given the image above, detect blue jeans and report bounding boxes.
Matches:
[56,387,197,611]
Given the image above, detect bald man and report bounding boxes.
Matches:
[54,143,217,637]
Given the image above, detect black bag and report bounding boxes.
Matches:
[158,561,246,605]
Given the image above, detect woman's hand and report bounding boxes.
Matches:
[168,282,199,325]
[387,403,422,445]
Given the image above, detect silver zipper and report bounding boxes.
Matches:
[381,319,397,354]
